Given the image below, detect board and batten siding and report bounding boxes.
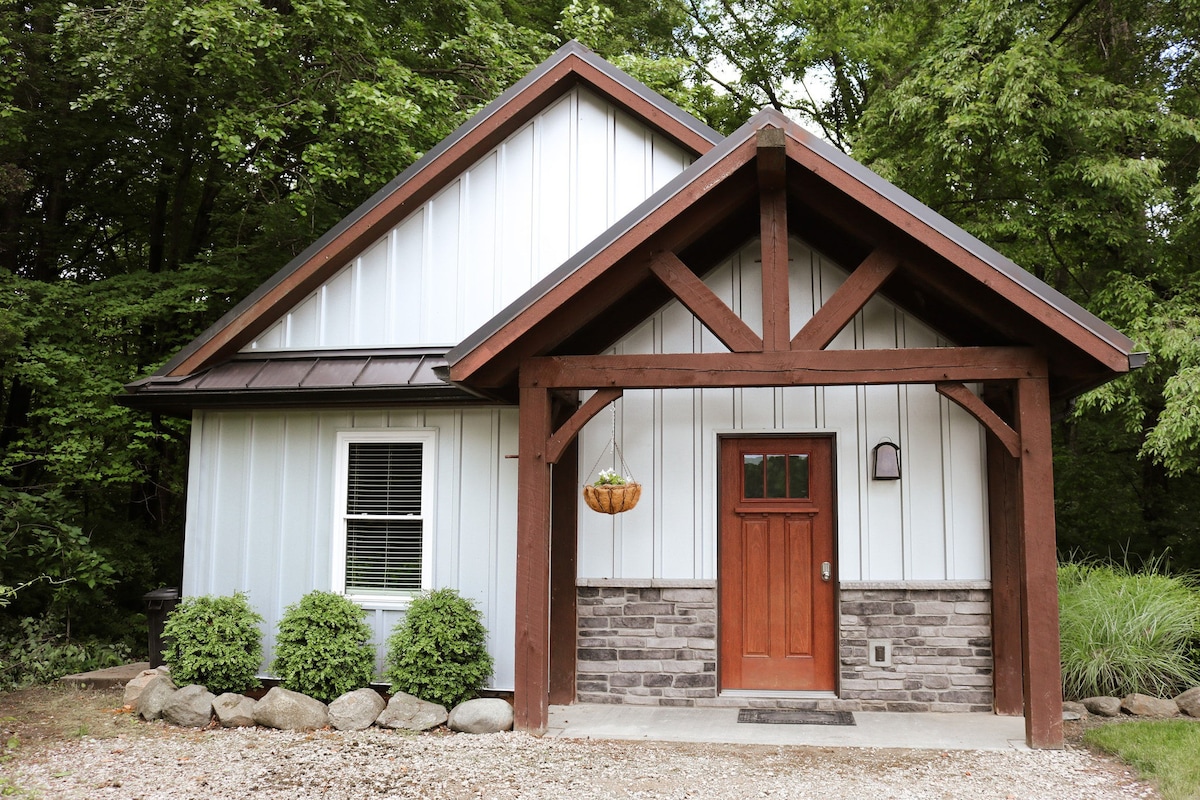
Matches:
[577,239,989,583]
[183,407,520,690]
[243,87,693,352]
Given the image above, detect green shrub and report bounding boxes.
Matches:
[272,590,376,702]
[1059,562,1200,699]
[0,616,130,691]
[386,588,493,708]
[163,593,263,693]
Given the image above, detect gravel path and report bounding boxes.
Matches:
[7,724,1160,799]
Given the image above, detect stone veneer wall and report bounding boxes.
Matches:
[576,580,993,712]
[839,582,993,713]
[576,580,718,706]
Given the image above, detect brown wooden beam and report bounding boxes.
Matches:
[1016,375,1063,749]
[515,386,553,733]
[548,401,579,706]
[936,382,1021,458]
[522,347,1046,390]
[984,385,1024,717]
[648,253,762,354]
[546,388,623,465]
[758,127,790,351]
[792,248,899,351]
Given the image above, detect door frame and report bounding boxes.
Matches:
[715,431,840,696]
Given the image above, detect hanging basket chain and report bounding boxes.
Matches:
[582,400,641,515]
[585,402,637,484]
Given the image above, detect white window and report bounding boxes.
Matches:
[333,430,435,606]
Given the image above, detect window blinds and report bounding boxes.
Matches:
[344,441,424,593]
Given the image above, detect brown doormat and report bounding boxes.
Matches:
[737,708,856,726]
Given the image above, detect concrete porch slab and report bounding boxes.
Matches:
[546,704,1029,751]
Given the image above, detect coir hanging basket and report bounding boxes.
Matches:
[583,482,642,515]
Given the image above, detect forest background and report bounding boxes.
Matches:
[1,0,1198,677]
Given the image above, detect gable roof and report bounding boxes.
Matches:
[445,108,1142,403]
[148,41,722,383]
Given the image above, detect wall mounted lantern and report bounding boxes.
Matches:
[872,440,901,481]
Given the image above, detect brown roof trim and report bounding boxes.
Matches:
[158,41,722,380]
[447,108,1139,388]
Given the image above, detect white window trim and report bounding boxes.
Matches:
[332,428,436,609]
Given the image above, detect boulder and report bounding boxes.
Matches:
[1061,701,1087,721]
[1122,693,1180,719]
[213,693,258,728]
[1082,696,1122,717]
[448,698,513,734]
[253,687,329,731]
[163,685,215,728]
[123,669,165,708]
[136,675,178,721]
[376,692,447,731]
[1174,687,1200,718]
[328,688,386,732]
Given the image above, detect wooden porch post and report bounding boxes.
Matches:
[515,385,553,732]
[549,401,579,705]
[1015,375,1063,748]
[984,385,1023,716]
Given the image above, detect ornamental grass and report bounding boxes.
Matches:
[1059,561,1200,700]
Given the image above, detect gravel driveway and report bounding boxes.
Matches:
[8,723,1160,799]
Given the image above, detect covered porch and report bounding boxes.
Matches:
[445,112,1140,750]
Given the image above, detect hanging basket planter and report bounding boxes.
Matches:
[583,482,642,515]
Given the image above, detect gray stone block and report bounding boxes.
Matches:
[376,692,448,731]
[253,687,329,731]
[448,698,513,734]
[213,693,257,727]
[328,688,386,731]
[163,684,215,728]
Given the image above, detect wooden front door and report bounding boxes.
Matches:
[719,436,836,691]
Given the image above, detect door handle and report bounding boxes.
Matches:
[821,561,832,582]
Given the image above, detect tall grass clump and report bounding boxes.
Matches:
[1059,561,1200,699]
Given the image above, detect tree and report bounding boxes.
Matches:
[0,0,561,664]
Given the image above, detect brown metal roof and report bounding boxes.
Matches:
[120,350,482,417]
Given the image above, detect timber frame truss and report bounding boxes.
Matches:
[509,127,1064,749]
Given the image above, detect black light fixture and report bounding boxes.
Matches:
[872,440,901,480]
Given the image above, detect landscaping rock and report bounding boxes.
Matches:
[253,687,329,731]
[448,698,513,733]
[328,688,386,731]
[376,692,447,731]
[136,675,178,721]
[1121,693,1180,718]
[1061,701,1087,721]
[1174,687,1200,717]
[163,685,215,728]
[213,693,258,727]
[1082,696,1122,717]
[123,669,164,708]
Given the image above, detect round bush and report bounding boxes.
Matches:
[272,590,376,702]
[163,593,263,694]
[386,588,493,708]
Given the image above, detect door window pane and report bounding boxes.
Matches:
[788,454,809,498]
[766,454,787,497]
[743,455,764,498]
